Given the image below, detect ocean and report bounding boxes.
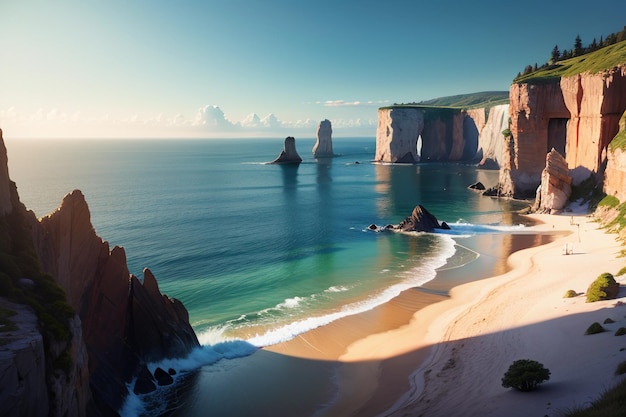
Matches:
[6,137,537,415]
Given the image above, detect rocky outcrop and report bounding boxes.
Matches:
[475,104,509,169]
[271,136,302,164]
[604,110,626,202]
[312,119,333,158]
[0,129,11,214]
[396,205,450,232]
[32,190,200,413]
[375,107,424,163]
[0,298,49,417]
[501,65,626,197]
[532,149,572,213]
[420,110,465,161]
[0,128,199,415]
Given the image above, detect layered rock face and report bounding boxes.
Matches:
[312,119,333,158]
[271,136,302,164]
[33,190,200,412]
[375,107,424,163]
[502,65,626,197]
[604,111,626,202]
[0,298,49,417]
[0,129,199,415]
[375,106,504,164]
[532,149,572,213]
[475,104,509,169]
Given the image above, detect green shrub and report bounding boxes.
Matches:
[564,289,578,298]
[617,266,626,277]
[604,318,616,324]
[615,327,626,336]
[585,322,606,335]
[586,273,620,303]
[501,359,550,391]
[616,361,626,376]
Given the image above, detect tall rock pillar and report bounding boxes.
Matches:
[312,119,333,158]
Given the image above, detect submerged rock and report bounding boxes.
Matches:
[468,181,486,191]
[271,136,302,164]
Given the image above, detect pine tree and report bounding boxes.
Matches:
[550,44,560,63]
[574,35,583,56]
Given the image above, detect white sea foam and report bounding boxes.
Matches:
[325,285,349,293]
[245,235,457,347]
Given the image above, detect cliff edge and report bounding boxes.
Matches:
[0,128,200,416]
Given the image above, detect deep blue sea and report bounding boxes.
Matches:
[6,137,533,415]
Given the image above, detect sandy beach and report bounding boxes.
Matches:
[264,212,626,417]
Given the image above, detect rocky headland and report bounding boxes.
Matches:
[0,128,199,416]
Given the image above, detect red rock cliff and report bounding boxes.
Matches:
[32,190,200,412]
[502,65,626,197]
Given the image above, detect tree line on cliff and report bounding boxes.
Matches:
[517,26,626,79]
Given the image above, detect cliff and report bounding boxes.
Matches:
[312,119,333,158]
[375,107,424,163]
[475,104,509,169]
[0,128,199,415]
[604,110,626,202]
[375,105,507,165]
[501,64,626,197]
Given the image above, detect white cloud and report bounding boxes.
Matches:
[0,103,379,138]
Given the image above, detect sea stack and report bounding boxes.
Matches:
[312,119,333,158]
[271,136,302,164]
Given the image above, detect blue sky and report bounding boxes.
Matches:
[1,0,624,138]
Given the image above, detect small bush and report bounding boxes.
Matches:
[501,359,550,392]
[564,289,578,298]
[604,318,616,324]
[617,266,626,277]
[586,273,620,303]
[615,327,626,336]
[616,361,626,376]
[585,322,606,335]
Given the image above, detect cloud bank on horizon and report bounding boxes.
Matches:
[1,0,624,140]
[0,103,380,139]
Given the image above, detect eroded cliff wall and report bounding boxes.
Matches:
[375,107,424,163]
[475,104,509,168]
[502,65,626,197]
[604,111,626,202]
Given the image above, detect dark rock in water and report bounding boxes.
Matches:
[440,221,450,230]
[154,367,174,386]
[468,181,485,191]
[134,366,156,395]
[168,368,176,375]
[482,186,501,196]
[368,224,377,230]
[397,205,446,232]
[384,224,394,230]
[271,136,302,164]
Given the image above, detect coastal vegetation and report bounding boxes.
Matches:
[515,27,626,84]
[609,111,626,152]
[501,359,550,392]
[563,289,578,298]
[383,91,509,111]
[0,192,75,372]
[584,322,606,335]
[586,273,619,303]
[615,327,626,336]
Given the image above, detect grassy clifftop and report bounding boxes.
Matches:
[515,40,626,84]
[381,91,509,111]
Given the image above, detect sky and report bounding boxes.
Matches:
[1,0,625,139]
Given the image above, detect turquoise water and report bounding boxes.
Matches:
[6,137,532,414]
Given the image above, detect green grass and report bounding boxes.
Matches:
[381,91,509,111]
[564,378,626,416]
[609,111,626,151]
[515,40,626,84]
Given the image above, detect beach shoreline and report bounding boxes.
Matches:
[265,212,626,417]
